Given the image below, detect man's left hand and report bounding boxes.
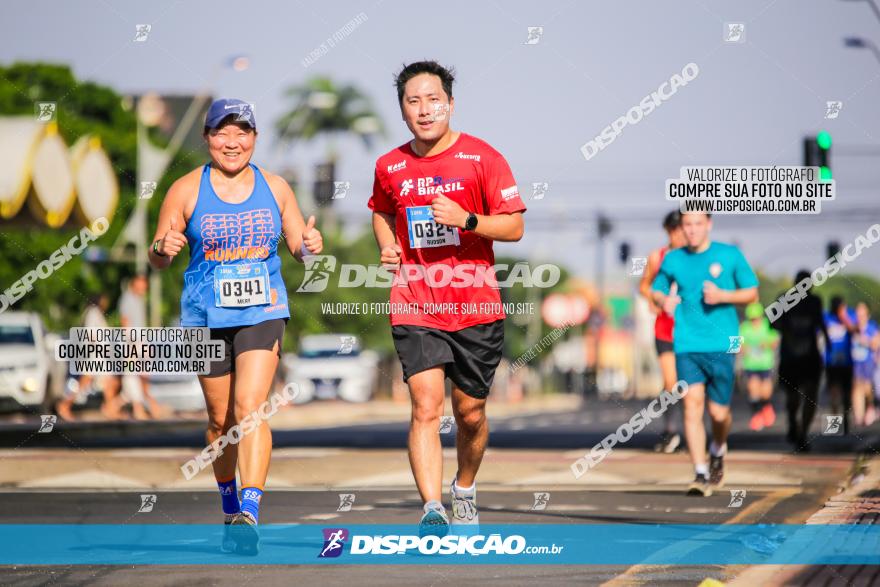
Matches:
[431,195,468,228]
[702,281,727,305]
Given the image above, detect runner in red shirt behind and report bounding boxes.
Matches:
[369,61,526,537]
[639,211,686,453]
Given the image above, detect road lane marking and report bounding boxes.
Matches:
[601,489,797,587]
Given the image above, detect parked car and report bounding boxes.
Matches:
[0,312,55,412]
[282,334,379,404]
[147,372,205,413]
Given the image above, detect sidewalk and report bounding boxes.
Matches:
[267,393,583,429]
[1,393,583,430]
[725,457,880,587]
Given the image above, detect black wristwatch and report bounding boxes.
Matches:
[463,213,478,231]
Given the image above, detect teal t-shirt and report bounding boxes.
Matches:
[651,242,758,353]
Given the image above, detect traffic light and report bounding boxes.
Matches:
[803,131,832,181]
[618,242,631,264]
[827,241,840,259]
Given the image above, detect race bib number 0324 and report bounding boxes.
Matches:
[405,206,461,249]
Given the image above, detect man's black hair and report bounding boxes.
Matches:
[662,210,682,231]
[395,61,455,104]
[794,269,811,284]
[830,295,845,313]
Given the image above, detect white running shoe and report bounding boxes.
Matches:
[450,477,479,527]
[228,511,260,556]
[220,513,237,554]
[419,500,450,538]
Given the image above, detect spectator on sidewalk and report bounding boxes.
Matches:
[56,294,122,421]
[119,274,170,419]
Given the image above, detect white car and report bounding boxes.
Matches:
[0,312,54,411]
[146,373,205,413]
[282,334,378,404]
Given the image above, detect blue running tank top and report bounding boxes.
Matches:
[180,163,290,328]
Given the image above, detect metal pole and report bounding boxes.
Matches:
[593,214,607,396]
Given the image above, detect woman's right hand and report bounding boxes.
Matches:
[158,217,187,259]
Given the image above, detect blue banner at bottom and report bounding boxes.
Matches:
[0,524,877,565]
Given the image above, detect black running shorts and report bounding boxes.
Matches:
[392,319,505,399]
[778,355,822,387]
[825,365,854,391]
[655,338,674,355]
[206,318,287,377]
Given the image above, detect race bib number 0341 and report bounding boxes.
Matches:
[405,206,461,249]
[214,262,271,308]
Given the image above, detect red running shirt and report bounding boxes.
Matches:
[654,246,675,342]
[368,133,527,331]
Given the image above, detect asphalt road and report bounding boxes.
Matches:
[0,483,839,586]
[1,394,876,585]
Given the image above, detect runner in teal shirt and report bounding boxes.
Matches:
[652,242,758,354]
[651,213,759,497]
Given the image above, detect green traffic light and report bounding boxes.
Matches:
[817,130,832,150]
[820,166,832,181]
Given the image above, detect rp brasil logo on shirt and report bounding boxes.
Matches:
[398,176,466,197]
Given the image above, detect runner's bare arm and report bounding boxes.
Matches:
[372,211,397,249]
[430,194,523,241]
[652,290,679,314]
[639,250,662,314]
[372,212,402,270]
[149,173,195,270]
[703,284,758,306]
[267,173,322,262]
[871,331,880,352]
[469,211,524,242]
[837,306,858,333]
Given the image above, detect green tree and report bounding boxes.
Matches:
[276,76,384,154]
[0,63,201,329]
[759,270,880,317]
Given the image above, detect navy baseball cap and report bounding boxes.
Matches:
[205,98,256,130]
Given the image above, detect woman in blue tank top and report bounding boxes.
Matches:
[148,99,323,553]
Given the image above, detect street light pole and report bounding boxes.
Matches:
[592,213,612,395]
[844,0,880,24]
[844,36,880,65]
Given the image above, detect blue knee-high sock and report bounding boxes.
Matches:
[217,477,240,515]
[240,487,263,523]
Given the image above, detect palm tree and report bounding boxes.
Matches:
[276,77,384,209]
[275,76,384,155]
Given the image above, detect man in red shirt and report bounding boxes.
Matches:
[639,211,686,453]
[369,61,526,537]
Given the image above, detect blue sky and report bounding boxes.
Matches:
[2,0,880,285]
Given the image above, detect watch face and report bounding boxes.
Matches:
[466,214,477,230]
